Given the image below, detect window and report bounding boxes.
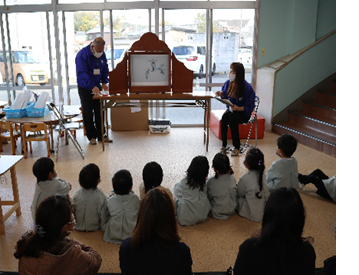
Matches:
[0,1,258,127]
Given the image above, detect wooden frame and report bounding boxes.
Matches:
[128,51,171,93]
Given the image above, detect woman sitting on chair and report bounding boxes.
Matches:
[215,62,255,156]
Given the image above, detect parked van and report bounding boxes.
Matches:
[106,47,128,70]
[0,49,49,86]
[172,44,216,78]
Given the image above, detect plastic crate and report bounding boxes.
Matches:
[26,105,50,117]
[4,107,27,118]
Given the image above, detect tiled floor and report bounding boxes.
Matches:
[0,128,336,273]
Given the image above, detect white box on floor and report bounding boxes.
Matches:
[149,125,170,134]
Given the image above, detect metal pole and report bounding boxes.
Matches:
[110,10,114,71]
[54,10,63,104]
[0,13,12,106]
[5,13,16,99]
[62,11,70,105]
[46,11,55,102]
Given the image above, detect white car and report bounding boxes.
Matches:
[172,45,216,78]
[106,47,128,70]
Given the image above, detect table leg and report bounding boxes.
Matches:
[203,102,206,144]
[100,99,105,151]
[206,99,210,152]
[0,198,5,234]
[10,166,21,216]
[50,122,55,153]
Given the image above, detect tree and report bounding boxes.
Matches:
[104,15,123,37]
[194,12,206,33]
[74,12,99,33]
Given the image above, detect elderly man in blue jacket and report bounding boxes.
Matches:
[76,36,112,145]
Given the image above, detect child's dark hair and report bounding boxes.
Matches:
[14,195,72,259]
[112,169,133,195]
[32,157,55,182]
[186,155,209,191]
[277,134,297,157]
[212,153,234,179]
[143,161,163,193]
[79,163,100,190]
[245,148,265,199]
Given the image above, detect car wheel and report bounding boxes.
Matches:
[212,63,216,76]
[16,74,25,87]
[198,65,204,79]
[40,83,46,86]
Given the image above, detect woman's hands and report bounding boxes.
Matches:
[215,91,223,97]
[231,105,245,112]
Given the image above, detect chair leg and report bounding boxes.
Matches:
[29,142,32,154]
[0,138,3,153]
[47,137,50,157]
[23,136,27,159]
[11,138,16,155]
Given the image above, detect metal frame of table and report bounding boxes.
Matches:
[0,155,23,234]
[94,91,214,152]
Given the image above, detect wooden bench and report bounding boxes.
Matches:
[209,109,265,140]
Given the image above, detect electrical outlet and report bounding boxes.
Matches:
[261,48,265,56]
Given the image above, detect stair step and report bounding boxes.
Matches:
[272,123,336,157]
[288,111,336,137]
[302,101,336,120]
[291,109,336,125]
[316,91,336,108]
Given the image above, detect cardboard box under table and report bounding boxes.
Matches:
[111,100,148,131]
[210,109,265,140]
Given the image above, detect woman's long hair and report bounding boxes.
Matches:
[186,155,209,191]
[253,188,312,274]
[227,62,245,99]
[258,188,311,246]
[14,195,72,259]
[130,187,180,252]
[244,148,265,198]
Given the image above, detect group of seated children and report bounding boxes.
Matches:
[15,133,334,274]
[29,133,335,243]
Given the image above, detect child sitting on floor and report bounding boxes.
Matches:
[31,157,71,222]
[237,148,270,221]
[206,153,237,220]
[101,169,140,244]
[140,161,173,200]
[173,155,211,226]
[266,134,300,192]
[298,169,336,202]
[72,163,106,231]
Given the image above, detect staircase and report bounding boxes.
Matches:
[272,81,336,157]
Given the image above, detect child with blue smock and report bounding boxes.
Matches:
[72,163,106,231]
[237,148,270,221]
[31,157,71,222]
[173,156,211,226]
[206,153,237,220]
[266,134,300,192]
[101,169,140,244]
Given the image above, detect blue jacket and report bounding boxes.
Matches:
[221,79,255,117]
[75,43,109,90]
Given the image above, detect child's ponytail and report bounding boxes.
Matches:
[244,148,265,199]
[212,153,233,179]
